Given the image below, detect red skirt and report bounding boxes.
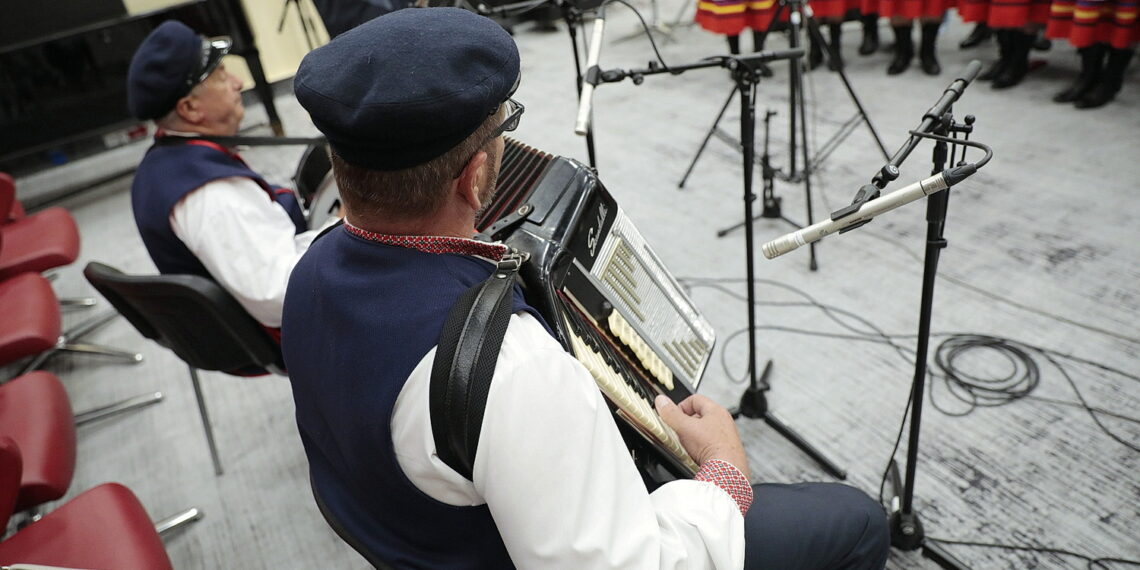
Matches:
[959,0,1052,26]
[695,0,781,35]
[876,0,957,19]
[810,0,864,18]
[1046,0,1139,47]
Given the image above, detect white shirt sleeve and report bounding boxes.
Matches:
[169,177,319,328]
[392,312,745,569]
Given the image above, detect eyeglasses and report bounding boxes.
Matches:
[454,98,525,179]
[488,98,524,140]
[186,37,233,91]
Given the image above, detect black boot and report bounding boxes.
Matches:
[1054,43,1106,103]
[888,25,914,74]
[727,34,741,55]
[808,26,825,70]
[1076,47,1134,108]
[919,21,942,75]
[992,31,1033,88]
[859,14,880,55]
[751,30,774,77]
[959,23,991,49]
[828,23,844,71]
[979,30,1012,81]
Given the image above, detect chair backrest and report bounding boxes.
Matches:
[82,262,285,374]
[0,173,14,223]
[0,436,23,529]
[293,142,332,205]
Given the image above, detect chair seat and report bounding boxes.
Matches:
[0,207,80,280]
[0,273,62,366]
[0,482,174,570]
[0,372,76,512]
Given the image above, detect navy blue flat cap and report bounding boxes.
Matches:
[294,8,520,171]
[127,20,232,120]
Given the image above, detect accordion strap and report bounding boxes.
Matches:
[429,250,527,481]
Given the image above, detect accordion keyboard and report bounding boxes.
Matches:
[561,302,699,475]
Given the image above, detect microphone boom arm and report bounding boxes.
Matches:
[832,60,984,222]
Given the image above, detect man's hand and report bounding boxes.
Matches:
[656,394,750,480]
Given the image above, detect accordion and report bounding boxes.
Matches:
[479,139,717,480]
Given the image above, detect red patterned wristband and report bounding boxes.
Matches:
[694,459,753,516]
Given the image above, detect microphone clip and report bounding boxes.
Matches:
[831,183,880,223]
[584,65,603,87]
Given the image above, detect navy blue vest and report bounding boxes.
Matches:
[282,227,546,568]
[131,140,306,278]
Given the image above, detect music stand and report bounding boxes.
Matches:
[678,0,890,271]
[588,50,846,479]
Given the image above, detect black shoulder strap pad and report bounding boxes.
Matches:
[429,252,526,481]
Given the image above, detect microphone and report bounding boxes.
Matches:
[575,9,607,136]
[762,164,977,259]
[727,47,806,66]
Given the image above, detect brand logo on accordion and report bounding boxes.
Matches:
[587,202,608,258]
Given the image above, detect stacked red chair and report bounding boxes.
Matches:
[0,436,181,570]
[0,372,76,513]
[0,173,81,281]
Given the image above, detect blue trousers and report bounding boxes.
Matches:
[744,482,890,570]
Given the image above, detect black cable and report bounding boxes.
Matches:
[599,0,672,71]
[927,537,1140,569]
[681,276,1140,447]
[930,334,1040,415]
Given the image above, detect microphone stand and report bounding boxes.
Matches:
[835,62,984,570]
[558,0,599,168]
[476,0,599,168]
[593,50,847,480]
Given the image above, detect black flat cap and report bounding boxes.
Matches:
[127,20,232,120]
[294,8,520,171]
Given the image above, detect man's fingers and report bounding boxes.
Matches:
[655,395,688,428]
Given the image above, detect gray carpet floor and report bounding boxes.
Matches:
[5,5,1139,569]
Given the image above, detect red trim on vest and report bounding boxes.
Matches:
[344,223,508,261]
[154,132,278,202]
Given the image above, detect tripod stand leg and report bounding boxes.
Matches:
[804,19,890,161]
[764,412,847,479]
[679,88,736,189]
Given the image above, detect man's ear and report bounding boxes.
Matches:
[456,149,489,211]
[174,95,202,125]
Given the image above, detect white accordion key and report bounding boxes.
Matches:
[568,328,697,473]
[606,310,675,391]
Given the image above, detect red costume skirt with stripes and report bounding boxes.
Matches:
[811,0,864,18]
[874,0,957,19]
[1046,0,1139,47]
[695,0,781,35]
[959,0,1052,26]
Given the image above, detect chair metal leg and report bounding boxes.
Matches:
[65,310,119,338]
[18,311,143,374]
[189,366,224,476]
[155,507,204,536]
[58,342,145,363]
[60,297,98,308]
[74,391,164,426]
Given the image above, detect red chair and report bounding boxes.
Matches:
[0,372,75,514]
[0,173,81,281]
[0,436,199,570]
[0,173,17,223]
[0,371,161,517]
[0,273,60,368]
[0,231,142,375]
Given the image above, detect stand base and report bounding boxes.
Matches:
[890,511,971,569]
[731,361,846,479]
[890,510,924,550]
